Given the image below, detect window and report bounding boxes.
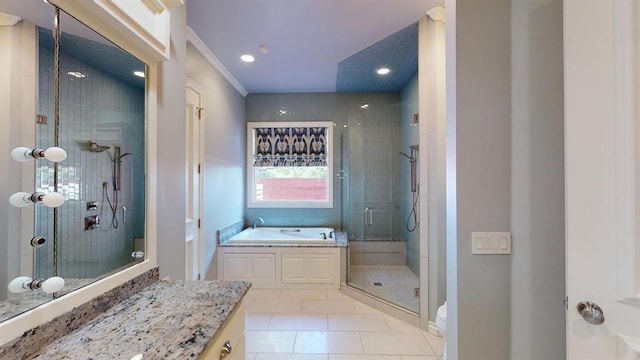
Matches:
[247,121,333,208]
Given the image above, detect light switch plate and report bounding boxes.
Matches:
[471,232,511,255]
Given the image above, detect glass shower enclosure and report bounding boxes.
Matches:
[345,95,421,314]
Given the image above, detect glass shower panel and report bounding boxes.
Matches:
[346,107,420,314]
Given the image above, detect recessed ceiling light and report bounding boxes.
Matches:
[376,67,391,75]
[133,71,145,78]
[67,71,86,78]
[241,54,255,63]
[360,104,369,109]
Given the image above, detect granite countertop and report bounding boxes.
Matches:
[28,280,251,360]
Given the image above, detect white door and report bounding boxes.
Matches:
[185,82,203,280]
[565,1,640,358]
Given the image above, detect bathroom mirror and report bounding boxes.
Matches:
[0,0,146,324]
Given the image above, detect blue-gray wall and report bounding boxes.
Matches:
[186,43,246,279]
[448,0,512,359]
[156,5,187,281]
[510,0,565,358]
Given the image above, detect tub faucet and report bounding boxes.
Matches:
[253,217,264,229]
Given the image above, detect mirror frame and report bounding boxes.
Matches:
[0,2,161,344]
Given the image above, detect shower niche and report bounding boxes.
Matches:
[34,12,146,281]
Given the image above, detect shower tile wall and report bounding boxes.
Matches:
[245,92,400,230]
[400,73,420,276]
[35,45,145,279]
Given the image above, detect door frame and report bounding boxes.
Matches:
[186,78,205,280]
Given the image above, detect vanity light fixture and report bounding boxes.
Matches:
[376,67,391,75]
[10,191,65,208]
[8,276,65,294]
[360,104,370,109]
[133,70,145,78]
[241,54,255,63]
[11,146,67,162]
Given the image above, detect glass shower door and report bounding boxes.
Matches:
[346,112,419,313]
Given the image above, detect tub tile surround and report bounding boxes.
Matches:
[217,219,246,243]
[23,280,251,360]
[0,267,159,360]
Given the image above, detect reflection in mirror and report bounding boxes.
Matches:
[0,4,146,324]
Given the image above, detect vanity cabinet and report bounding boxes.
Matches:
[218,247,340,289]
[201,303,246,360]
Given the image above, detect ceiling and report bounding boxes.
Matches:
[187,0,441,94]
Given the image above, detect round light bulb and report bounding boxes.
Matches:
[10,147,33,162]
[9,192,31,207]
[41,276,65,294]
[42,192,65,208]
[8,276,32,293]
[44,147,67,162]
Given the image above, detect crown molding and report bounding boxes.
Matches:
[186,26,248,97]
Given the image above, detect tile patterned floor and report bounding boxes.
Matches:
[244,288,443,360]
[349,265,420,313]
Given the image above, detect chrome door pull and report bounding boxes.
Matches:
[122,205,127,224]
[364,207,373,226]
[577,301,605,325]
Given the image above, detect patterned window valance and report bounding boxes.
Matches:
[253,126,327,166]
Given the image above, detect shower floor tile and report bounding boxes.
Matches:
[349,265,420,313]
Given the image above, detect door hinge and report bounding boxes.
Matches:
[197,164,201,174]
[197,107,204,119]
[197,273,201,280]
[563,296,569,310]
[197,219,201,229]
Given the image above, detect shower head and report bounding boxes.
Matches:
[88,141,111,153]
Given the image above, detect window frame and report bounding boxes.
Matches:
[246,121,334,208]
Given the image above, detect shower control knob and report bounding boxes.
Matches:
[131,251,145,259]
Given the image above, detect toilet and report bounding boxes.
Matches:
[436,302,447,360]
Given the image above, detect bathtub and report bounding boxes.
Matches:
[227,227,336,245]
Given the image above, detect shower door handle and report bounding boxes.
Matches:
[364,207,373,227]
[122,205,127,224]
